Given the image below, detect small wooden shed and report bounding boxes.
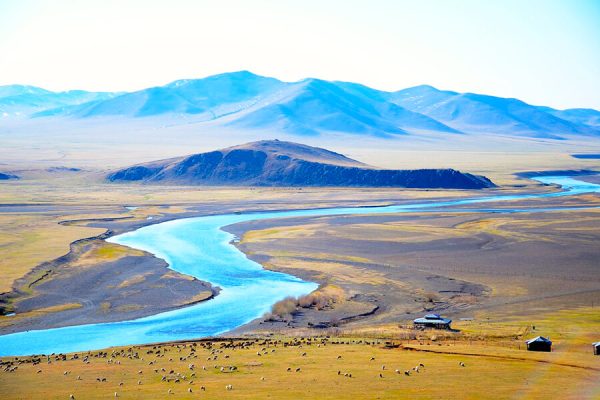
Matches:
[413,313,452,330]
[593,342,600,355]
[525,336,552,352]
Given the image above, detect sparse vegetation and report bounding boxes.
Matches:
[2,309,599,400]
[266,286,345,320]
[1,162,599,399]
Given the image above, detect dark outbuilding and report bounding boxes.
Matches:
[413,314,452,330]
[593,342,600,355]
[525,336,552,352]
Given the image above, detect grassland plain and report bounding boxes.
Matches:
[1,170,529,332]
[227,198,600,332]
[1,173,599,333]
[3,117,600,186]
[1,167,599,399]
[1,305,599,400]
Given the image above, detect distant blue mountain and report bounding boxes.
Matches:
[0,85,116,117]
[70,71,282,118]
[537,107,600,128]
[2,72,598,139]
[391,85,597,139]
[228,79,458,136]
[0,85,52,98]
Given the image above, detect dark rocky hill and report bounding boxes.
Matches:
[0,172,18,180]
[107,140,495,189]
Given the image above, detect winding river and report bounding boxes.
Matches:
[0,176,599,356]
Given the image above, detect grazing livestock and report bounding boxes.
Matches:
[459,362,465,367]
[226,384,233,390]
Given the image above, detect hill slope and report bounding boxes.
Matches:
[4,72,598,139]
[228,79,459,136]
[71,71,283,118]
[0,172,19,180]
[0,85,117,117]
[391,85,596,138]
[107,140,495,189]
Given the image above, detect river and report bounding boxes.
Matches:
[0,175,598,356]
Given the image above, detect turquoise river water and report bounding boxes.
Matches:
[0,175,598,356]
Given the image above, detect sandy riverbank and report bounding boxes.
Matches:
[1,178,595,337]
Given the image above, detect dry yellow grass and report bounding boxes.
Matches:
[0,303,82,329]
[1,329,598,400]
[0,215,106,292]
[115,274,149,289]
[74,242,146,269]
[0,177,489,207]
[0,177,506,297]
[263,258,393,286]
[241,224,325,243]
[174,291,214,307]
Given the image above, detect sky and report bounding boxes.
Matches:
[0,0,599,109]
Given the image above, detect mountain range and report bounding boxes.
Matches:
[2,71,599,139]
[107,140,495,189]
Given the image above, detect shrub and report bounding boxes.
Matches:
[298,286,344,310]
[423,291,441,303]
[271,296,297,318]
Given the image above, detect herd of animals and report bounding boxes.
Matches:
[1,337,462,398]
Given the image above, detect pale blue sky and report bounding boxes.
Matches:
[1,0,599,109]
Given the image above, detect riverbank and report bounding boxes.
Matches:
[0,175,597,352]
[224,204,600,336]
[0,235,218,334]
[0,187,509,335]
